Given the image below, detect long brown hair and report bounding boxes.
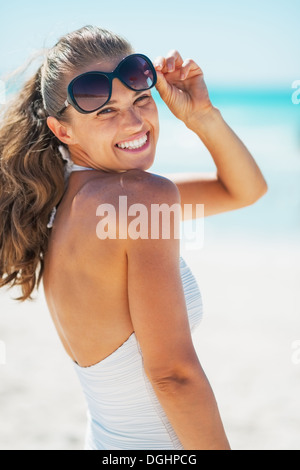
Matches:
[0,26,133,302]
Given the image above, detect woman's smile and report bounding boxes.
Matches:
[115,131,150,152]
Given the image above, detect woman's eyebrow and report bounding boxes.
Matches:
[106,90,148,105]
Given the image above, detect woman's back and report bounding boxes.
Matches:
[42,168,203,449]
[43,168,190,364]
[43,169,142,367]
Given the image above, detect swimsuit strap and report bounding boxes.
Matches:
[71,163,95,172]
[47,148,95,229]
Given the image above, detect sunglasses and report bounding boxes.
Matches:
[57,53,157,116]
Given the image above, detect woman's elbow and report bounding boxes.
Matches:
[254,178,268,202]
[146,362,207,394]
[257,175,268,198]
[240,178,268,208]
[251,179,268,203]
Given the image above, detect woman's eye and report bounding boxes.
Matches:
[97,95,151,116]
[97,107,115,115]
[135,95,151,104]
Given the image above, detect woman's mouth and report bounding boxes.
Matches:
[115,131,150,153]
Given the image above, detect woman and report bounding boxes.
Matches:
[0,25,267,450]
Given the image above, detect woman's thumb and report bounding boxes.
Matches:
[154,70,171,102]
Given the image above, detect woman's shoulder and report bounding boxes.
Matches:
[69,169,181,245]
[78,169,180,208]
[121,169,178,191]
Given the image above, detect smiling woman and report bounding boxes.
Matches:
[46,59,160,173]
[0,23,268,450]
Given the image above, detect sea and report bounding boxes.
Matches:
[151,86,300,248]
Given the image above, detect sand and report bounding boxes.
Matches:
[0,235,299,450]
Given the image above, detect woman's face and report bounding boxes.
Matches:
[61,56,160,173]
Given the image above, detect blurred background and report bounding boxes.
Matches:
[0,0,299,450]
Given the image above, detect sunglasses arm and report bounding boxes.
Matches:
[57,100,70,117]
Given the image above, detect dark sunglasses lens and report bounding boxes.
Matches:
[119,56,155,90]
[72,74,110,112]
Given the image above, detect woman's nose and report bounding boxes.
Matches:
[111,80,145,131]
[121,106,144,131]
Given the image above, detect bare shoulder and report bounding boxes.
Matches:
[76,169,181,212]
[68,170,180,243]
[118,169,181,204]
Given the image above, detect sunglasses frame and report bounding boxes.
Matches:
[57,53,157,116]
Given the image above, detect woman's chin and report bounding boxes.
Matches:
[124,153,156,172]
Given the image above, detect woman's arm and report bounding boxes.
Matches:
[153,51,268,219]
[122,170,230,450]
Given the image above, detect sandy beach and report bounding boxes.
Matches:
[0,233,299,450]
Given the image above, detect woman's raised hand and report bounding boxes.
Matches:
[153,50,214,126]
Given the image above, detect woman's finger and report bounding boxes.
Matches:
[180,59,203,80]
[165,50,184,73]
[153,56,166,71]
[180,58,194,80]
[154,69,170,99]
[154,50,184,74]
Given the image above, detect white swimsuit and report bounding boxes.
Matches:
[49,150,204,450]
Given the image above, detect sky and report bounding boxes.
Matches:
[0,0,298,88]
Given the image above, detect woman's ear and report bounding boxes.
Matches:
[47,116,77,145]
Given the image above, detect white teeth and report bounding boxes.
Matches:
[117,133,148,150]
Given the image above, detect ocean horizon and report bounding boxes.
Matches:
[151,85,300,245]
